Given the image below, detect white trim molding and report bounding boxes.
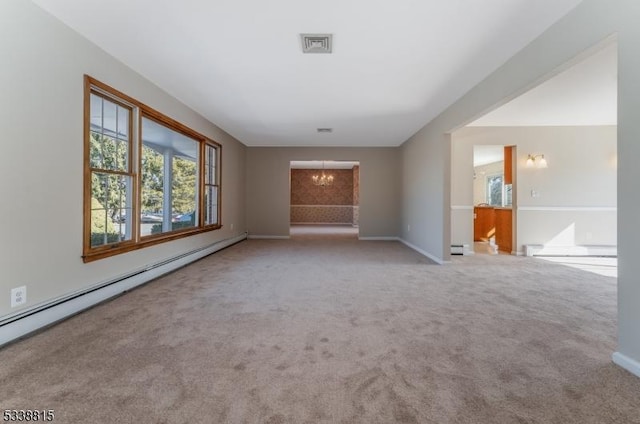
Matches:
[518,206,617,212]
[0,233,248,347]
[291,222,355,225]
[291,204,356,208]
[450,205,474,210]
[399,238,444,264]
[293,222,353,225]
[613,352,640,378]
[358,236,446,264]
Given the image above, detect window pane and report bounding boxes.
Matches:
[141,116,198,236]
[141,144,164,236]
[172,155,197,231]
[205,185,218,225]
[98,135,120,171]
[89,93,129,172]
[89,94,103,129]
[115,138,128,171]
[117,105,129,139]
[487,175,503,206]
[102,99,118,138]
[205,144,216,185]
[90,172,132,246]
[89,131,103,169]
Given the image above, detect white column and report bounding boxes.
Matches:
[614,8,640,377]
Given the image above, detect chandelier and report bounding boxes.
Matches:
[312,161,334,187]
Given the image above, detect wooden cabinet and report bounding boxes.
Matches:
[474,206,495,241]
[504,146,513,184]
[495,208,512,253]
[474,206,513,253]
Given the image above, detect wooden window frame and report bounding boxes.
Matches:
[83,76,222,263]
[203,142,222,228]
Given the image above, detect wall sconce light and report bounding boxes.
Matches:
[526,154,548,168]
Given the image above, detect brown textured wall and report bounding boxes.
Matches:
[290,168,355,223]
[291,169,354,205]
[290,206,353,223]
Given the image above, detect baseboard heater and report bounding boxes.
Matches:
[524,244,617,257]
[0,232,247,347]
[451,244,473,256]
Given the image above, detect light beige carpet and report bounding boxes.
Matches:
[0,237,639,423]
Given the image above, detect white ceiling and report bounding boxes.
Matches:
[33,0,583,147]
[469,41,617,126]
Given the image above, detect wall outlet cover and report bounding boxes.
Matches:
[11,286,27,308]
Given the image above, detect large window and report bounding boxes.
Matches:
[83,76,221,262]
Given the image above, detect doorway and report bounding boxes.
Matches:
[450,39,617,263]
[472,145,515,255]
[289,160,360,239]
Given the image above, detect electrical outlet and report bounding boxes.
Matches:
[11,286,27,308]
[230,223,234,230]
[407,224,411,232]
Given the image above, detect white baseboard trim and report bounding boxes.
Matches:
[291,205,356,208]
[247,235,290,240]
[612,352,640,378]
[358,236,399,241]
[399,238,444,265]
[524,244,617,257]
[291,222,353,225]
[518,206,616,212]
[0,233,247,347]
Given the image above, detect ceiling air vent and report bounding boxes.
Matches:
[301,34,332,54]
[317,128,333,133]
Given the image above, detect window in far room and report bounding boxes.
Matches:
[486,173,503,206]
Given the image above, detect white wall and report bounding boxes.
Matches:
[0,0,247,319]
[401,0,640,372]
[452,126,617,253]
[246,147,400,238]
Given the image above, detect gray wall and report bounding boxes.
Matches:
[246,148,400,238]
[401,0,640,370]
[0,0,247,319]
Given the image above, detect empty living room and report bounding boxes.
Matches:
[1,1,640,423]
